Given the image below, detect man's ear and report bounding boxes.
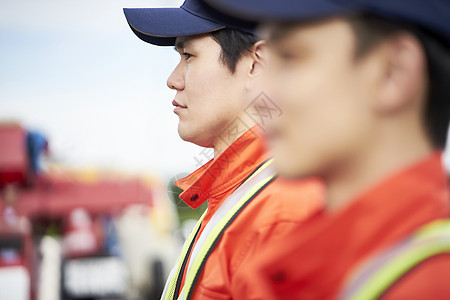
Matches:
[374,33,427,114]
[246,40,268,90]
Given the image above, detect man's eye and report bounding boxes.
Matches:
[278,51,297,61]
[182,52,193,60]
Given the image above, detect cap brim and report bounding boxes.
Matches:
[124,7,226,46]
[204,0,351,22]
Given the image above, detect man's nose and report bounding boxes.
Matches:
[167,63,185,91]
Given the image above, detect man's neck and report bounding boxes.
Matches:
[212,113,259,158]
[325,132,433,212]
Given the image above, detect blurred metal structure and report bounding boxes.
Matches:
[0,122,179,300]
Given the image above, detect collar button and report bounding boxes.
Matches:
[191,194,199,201]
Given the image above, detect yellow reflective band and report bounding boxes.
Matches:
[163,209,207,300]
[413,219,450,239]
[341,219,450,300]
[180,159,276,300]
[162,158,276,300]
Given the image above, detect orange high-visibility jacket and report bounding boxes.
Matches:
[173,125,325,299]
[235,152,450,300]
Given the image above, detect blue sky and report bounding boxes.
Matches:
[1,0,449,178]
[0,0,206,179]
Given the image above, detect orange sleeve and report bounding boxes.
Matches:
[228,179,324,300]
[382,254,450,300]
[229,220,302,300]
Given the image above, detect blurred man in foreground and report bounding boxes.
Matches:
[123,0,324,298]
[205,0,450,298]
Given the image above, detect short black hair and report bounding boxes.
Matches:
[210,28,260,73]
[347,14,450,148]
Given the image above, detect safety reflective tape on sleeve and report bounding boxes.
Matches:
[162,158,276,300]
[339,219,450,300]
[162,209,207,300]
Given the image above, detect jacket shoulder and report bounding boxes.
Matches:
[242,176,325,228]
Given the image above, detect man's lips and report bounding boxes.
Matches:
[172,99,187,108]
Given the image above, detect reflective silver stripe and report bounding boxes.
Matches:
[161,212,206,300]
[338,219,450,300]
[160,264,177,300]
[178,159,275,299]
[160,159,275,300]
[184,160,274,287]
[179,290,185,300]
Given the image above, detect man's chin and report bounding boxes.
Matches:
[273,155,313,179]
[178,126,212,148]
[178,127,195,143]
[177,124,191,140]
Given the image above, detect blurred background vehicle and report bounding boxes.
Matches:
[0,122,183,300]
[0,1,216,299]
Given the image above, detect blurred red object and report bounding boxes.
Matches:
[0,124,28,186]
[62,208,100,258]
[1,175,154,219]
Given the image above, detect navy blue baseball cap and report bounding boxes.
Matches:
[204,0,450,44]
[123,0,257,46]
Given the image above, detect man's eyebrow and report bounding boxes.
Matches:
[174,37,192,51]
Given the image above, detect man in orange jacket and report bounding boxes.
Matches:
[123,1,324,299]
[205,0,450,298]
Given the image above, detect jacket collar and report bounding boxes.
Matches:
[175,125,270,209]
